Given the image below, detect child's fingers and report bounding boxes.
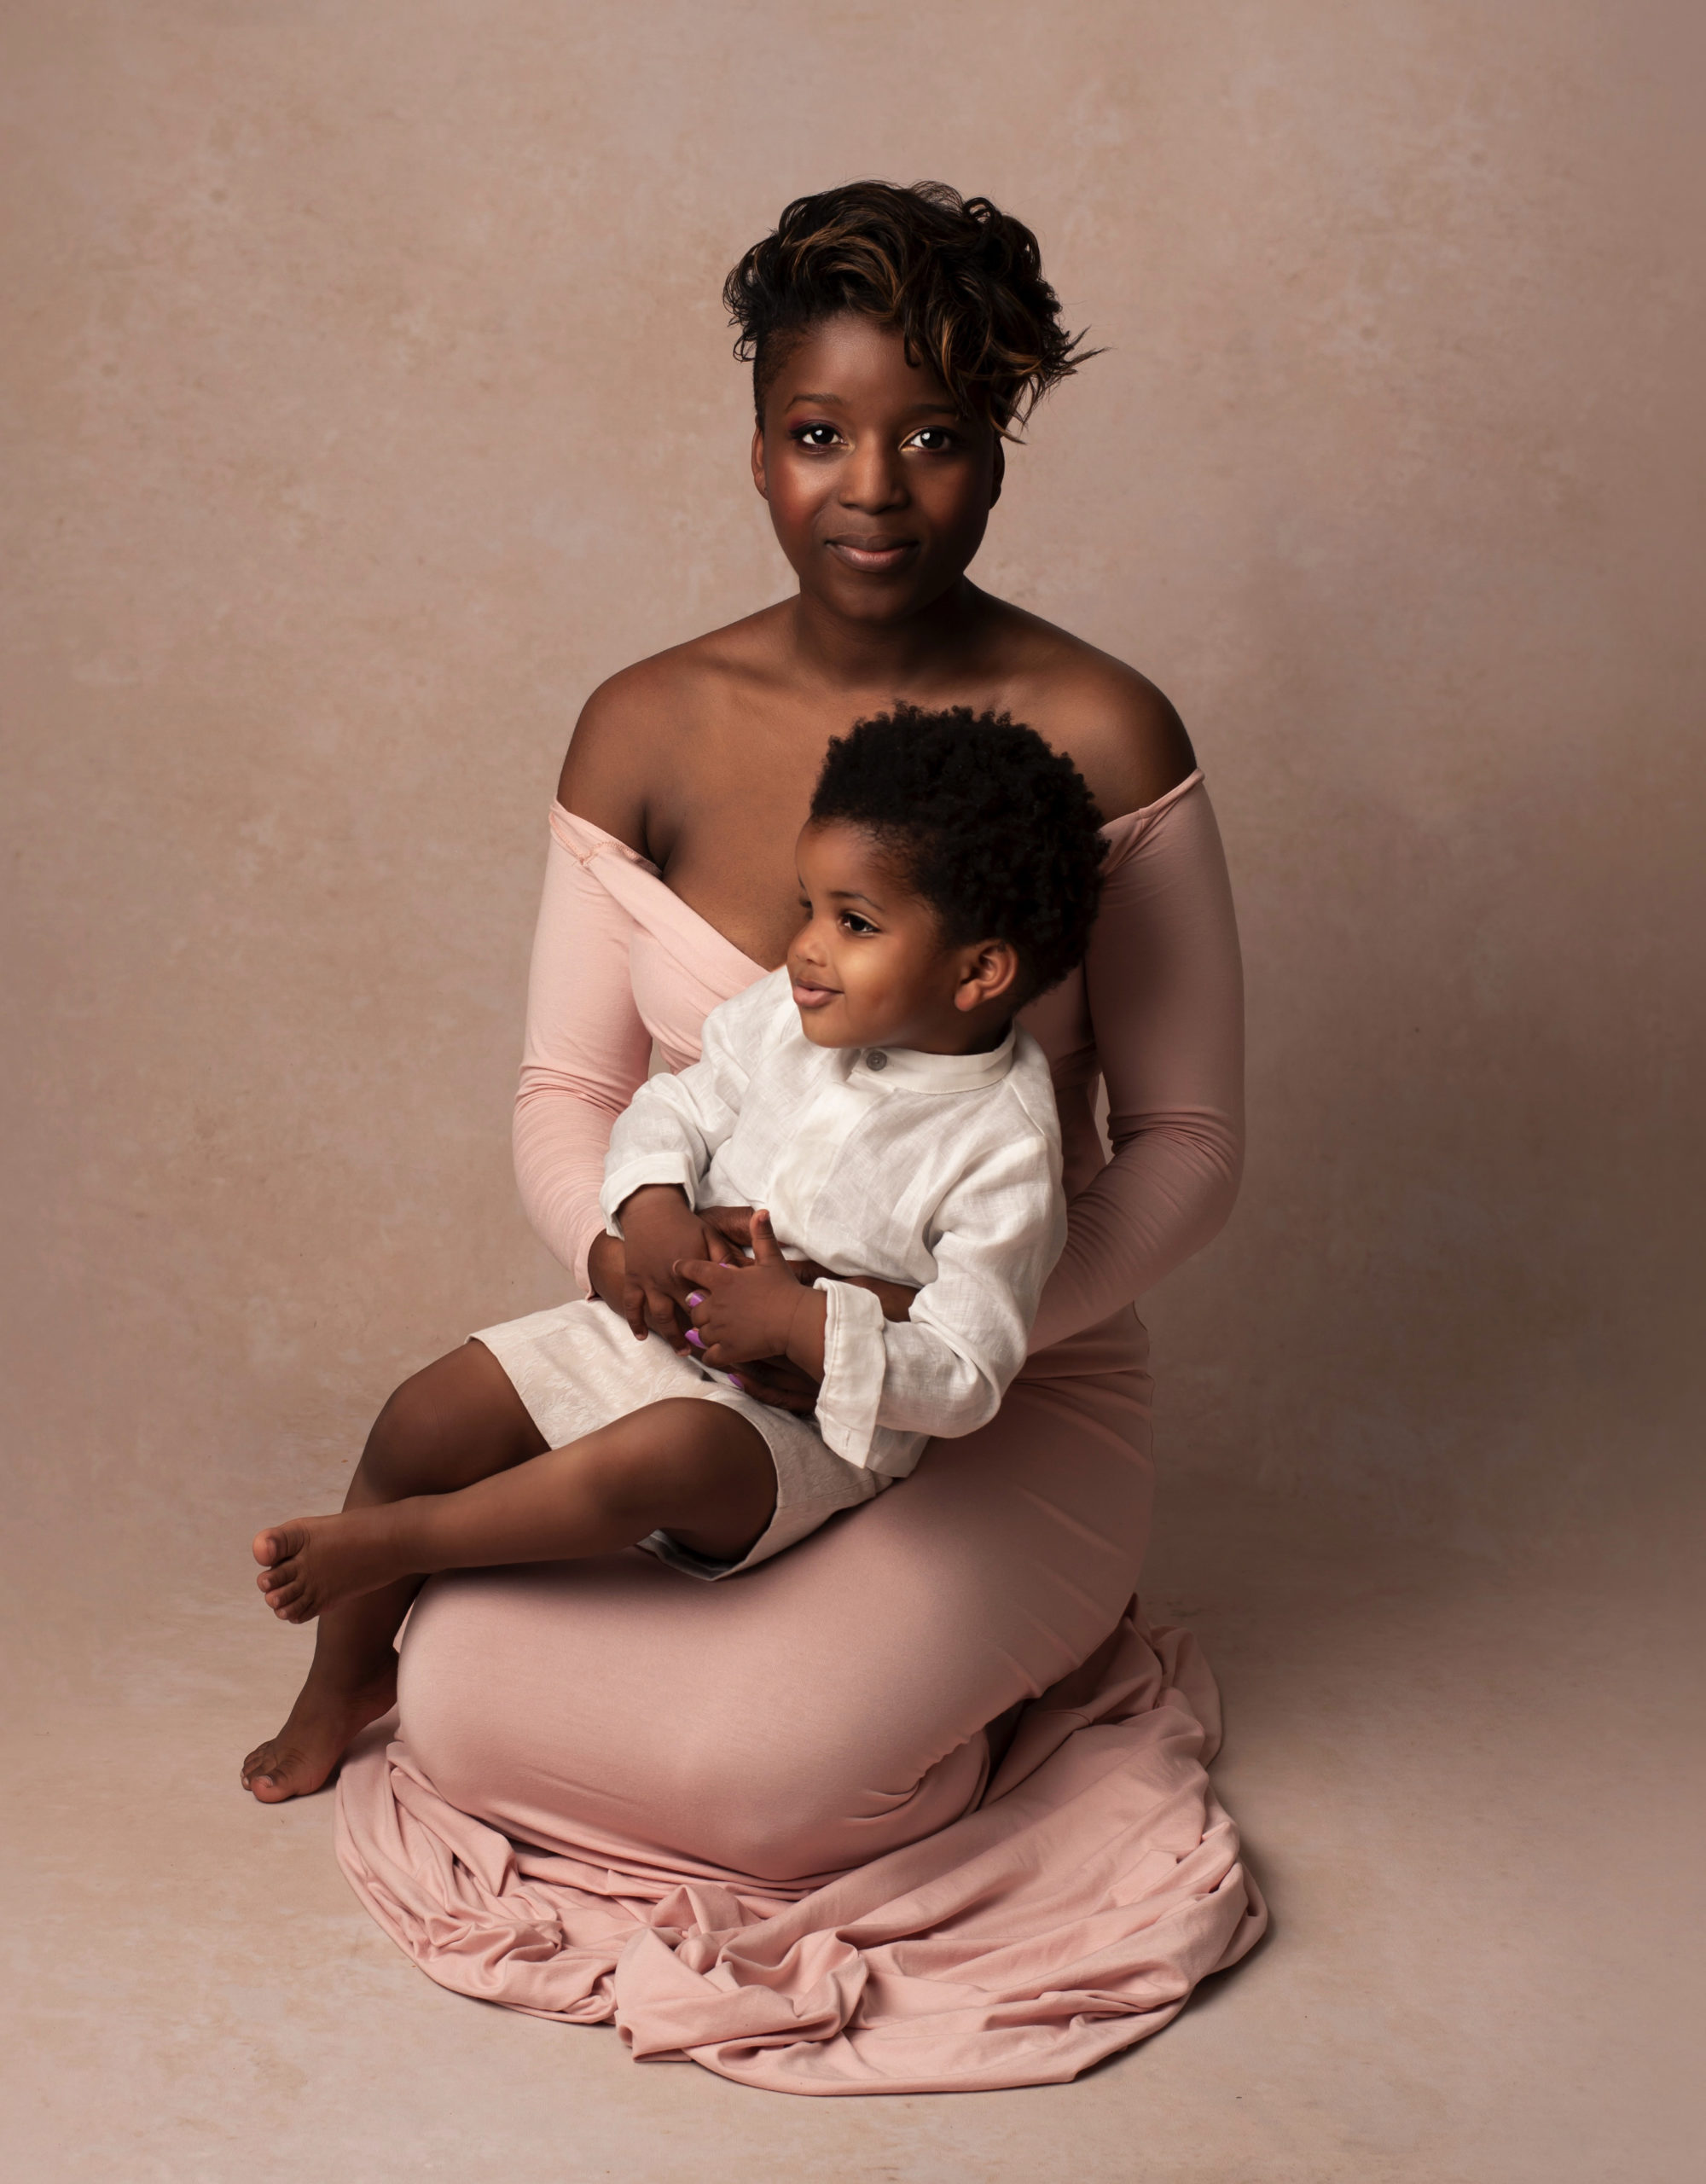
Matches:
[748,1208,785,1265]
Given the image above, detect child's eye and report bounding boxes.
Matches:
[790,423,842,450]
[840,912,878,936]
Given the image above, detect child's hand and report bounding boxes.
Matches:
[699,1207,915,1322]
[617,1186,747,1348]
[676,1210,827,1376]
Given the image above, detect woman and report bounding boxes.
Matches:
[244,181,1265,2092]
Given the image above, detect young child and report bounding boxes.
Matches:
[252,706,1106,1616]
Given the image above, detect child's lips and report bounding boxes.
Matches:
[791,979,839,1010]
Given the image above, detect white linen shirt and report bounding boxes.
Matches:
[600,967,1065,1478]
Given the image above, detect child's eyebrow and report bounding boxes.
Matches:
[827,887,885,910]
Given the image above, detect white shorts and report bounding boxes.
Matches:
[470,1298,889,1578]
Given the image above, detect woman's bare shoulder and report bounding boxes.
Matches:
[995,606,1197,820]
[555,608,789,844]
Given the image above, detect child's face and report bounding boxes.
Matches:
[786,822,1018,1054]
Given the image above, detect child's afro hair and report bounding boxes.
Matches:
[808,704,1108,1002]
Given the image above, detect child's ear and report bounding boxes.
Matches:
[955,939,1021,1012]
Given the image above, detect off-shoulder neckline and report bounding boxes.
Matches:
[549,768,1206,978]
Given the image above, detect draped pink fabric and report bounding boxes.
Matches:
[334,773,1267,2093]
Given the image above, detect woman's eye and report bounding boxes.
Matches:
[907,427,957,453]
[792,424,841,450]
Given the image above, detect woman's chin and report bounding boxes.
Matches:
[792,566,948,626]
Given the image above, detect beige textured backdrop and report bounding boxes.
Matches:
[5,0,1702,1584]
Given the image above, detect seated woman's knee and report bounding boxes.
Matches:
[664,1721,963,1881]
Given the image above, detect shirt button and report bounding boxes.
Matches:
[865,1048,889,1072]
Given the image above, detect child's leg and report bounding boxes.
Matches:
[241,1339,547,1803]
[253,1399,776,1625]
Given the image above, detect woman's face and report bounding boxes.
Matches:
[751,313,1003,626]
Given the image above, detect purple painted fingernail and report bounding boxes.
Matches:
[686,1292,704,1308]
[685,1327,703,1347]
[728,1374,744,1390]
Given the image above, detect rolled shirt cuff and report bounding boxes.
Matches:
[811,1279,887,1468]
[599,1152,700,1236]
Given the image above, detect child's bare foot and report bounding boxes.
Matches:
[252,1509,412,1623]
[240,1662,397,1803]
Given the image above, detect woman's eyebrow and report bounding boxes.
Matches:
[785,392,960,418]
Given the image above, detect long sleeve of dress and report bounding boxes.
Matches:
[1027,781,1245,1355]
[512,827,654,1292]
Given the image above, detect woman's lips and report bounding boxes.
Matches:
[826,537,916,574]
[791,979,839,1009]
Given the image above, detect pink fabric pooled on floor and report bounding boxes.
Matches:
[336,1590,1262,2092]
[334,775,1266,2092]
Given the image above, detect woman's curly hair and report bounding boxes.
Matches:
[809,704,1108,1002]
[723,181,1096,439]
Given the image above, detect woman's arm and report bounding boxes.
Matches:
[512,816,655,1290]
[1027,780,1245,1352]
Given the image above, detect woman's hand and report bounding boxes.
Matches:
[585,1230,628,1316]
[614,1185,751,1348]
[696,1207,918,1323]
[677,1211,827,1376]
[590,1220,819,1409]
[721,1354,821,1414]
[830,1274,918,1324]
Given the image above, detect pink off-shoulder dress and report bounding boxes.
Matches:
[334,770,1268,2094]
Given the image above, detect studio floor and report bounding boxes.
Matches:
[4,1479,1695,2184]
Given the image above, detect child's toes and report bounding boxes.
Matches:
[252,1521,306,1570]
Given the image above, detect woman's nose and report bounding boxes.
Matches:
[838,439,907,514]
